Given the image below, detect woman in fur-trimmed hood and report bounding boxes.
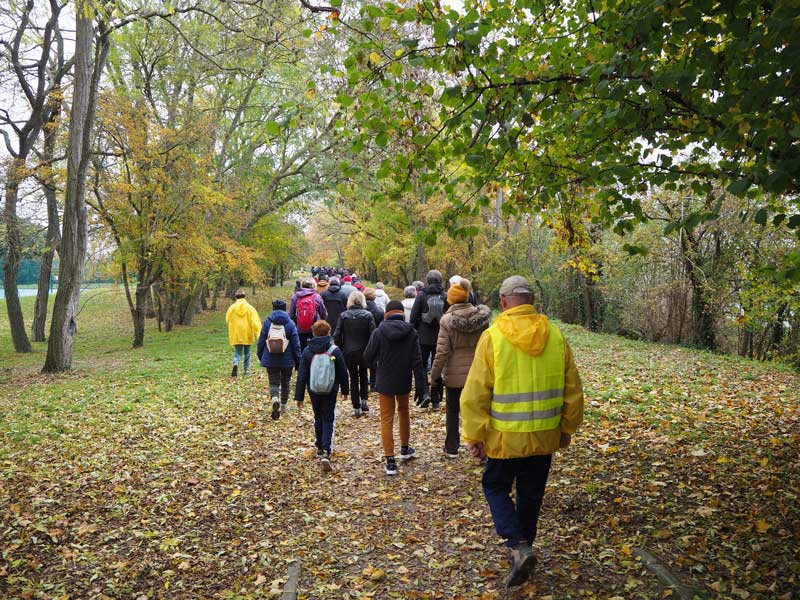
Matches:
[429,278,491,456]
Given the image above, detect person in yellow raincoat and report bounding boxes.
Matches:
[225,289,262,377]
[461,275,584,588]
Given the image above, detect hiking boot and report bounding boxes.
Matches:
[280,402,288,415]
[506,542,536,588]
[321,451,332,472]
[444,448,459,458]
[353,407,362,418]
[361,399,369,413]
[270,397,280,421]
[231,365,238,377]
[316,447,324,457]
[398,446,417,461]
[385,456,398,475]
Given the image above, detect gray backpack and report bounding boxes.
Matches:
[421,294,445,324]
[309,343,337,394]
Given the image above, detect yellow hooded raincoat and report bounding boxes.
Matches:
[225,298,262,346]
[460,304,584,459]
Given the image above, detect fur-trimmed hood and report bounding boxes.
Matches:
[446,303,491,334]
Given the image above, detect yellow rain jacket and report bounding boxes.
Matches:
[461,304,583,458]
[225,298,262,346]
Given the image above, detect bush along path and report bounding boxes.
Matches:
[0,289,798,598]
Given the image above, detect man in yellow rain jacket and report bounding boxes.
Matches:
[461,275,584,588]
[225,289,262,377]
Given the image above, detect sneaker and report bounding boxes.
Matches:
[353,407,362,418]
[280,402,288,415]
[271,397,280,420]
[316,447,324,457]
[431,402,441,411]
[321,452,332,472]
[416,393,430,408]
[361,399,369,413]
[506,543,536,588]
[385,456,398,475]
[398,446,417,461]
[231,365,238,377]
[444,448,459,458]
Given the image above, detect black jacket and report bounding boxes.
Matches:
[364,315,425,396]
[365,299,384,328]
[321,284,349,331]
[333,308,375,354]
[409,283,449,346]
[294,335,349,401]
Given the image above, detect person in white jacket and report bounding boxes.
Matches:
[374,282,390,310]
[401,286,417,321]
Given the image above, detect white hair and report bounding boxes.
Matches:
[347,290,366,308]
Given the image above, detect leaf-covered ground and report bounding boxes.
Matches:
[1,287,798,599]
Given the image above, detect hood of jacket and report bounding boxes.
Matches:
[307,335,335,353]
[295,288,316,299]
[327,283,342,293]
[233,298,250,317]
[447,303,491,334]
[343,308,373,320]
[494,304,550,356]
[375,289,388,299]
[422,283,444,295]
[316,281,330,293]
[269,310,291,325]
[379,317,415,341]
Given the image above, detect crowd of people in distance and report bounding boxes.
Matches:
[225,268,584,588]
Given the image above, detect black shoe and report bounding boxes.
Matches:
[321,451,332,472]
[398,446,417,461]
[431,402,441,411]
[361,399,369,413]
[271,397,280,421]
[231,365,238,377]
[506,543,536,588]
[385,456,398,475]
[416,393,430,408]
[316,447,324,457]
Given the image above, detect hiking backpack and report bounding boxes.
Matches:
[421,294,445,324]
[296,295,317,332]
[309,343,337,394]
[266,322,289,353]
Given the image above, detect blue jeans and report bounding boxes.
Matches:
[482,454,553,547]
[233,345,251,373]
[310,393,337,453]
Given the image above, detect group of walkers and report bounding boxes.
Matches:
[226,270,584,588]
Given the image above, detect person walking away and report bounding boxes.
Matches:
[409,270,448,408]
[321,276,349,332]
[363,287,385,391]
[412,280,424,296]
[225,289,261,377]
[290,278,327,351]
[257,299,301,420]
[333,291,375,417]
[364,301,426,476]
[374,282,390,310]
[449,274,479,306]
[294,320,349,472]
[401,285,417,321]
[461,275,584,588]
[316,275,330,295]
[340,275,357,300]
[429,278,490,457]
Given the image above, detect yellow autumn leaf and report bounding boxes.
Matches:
[754,519,770,533]
[369,52,382,65]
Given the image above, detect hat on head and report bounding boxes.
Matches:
[272,299,287,310]
[343,276,352,283]
[384,300,404,317]
[447,278,470,305]
[235,289,246,298]
[499,275,532,296]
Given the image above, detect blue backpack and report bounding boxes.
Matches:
[309,343,337,394]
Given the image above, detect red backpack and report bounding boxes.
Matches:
[296,294,317,332]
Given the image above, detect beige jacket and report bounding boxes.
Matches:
[430,303,491,388]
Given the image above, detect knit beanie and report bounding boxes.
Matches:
[447,278,470,305]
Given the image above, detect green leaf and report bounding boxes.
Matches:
[265,121,281,136]
[788,215,800,229]
[727,178,751,196]
[622,243,649,256]
[375,130,389,148]
[754,208,768,226]
[336,93,353,107]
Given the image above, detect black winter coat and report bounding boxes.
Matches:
[333,308,375,354]
[321,284,349,331]
[363,315,425,396]
[409,283,449,346]
[365,300,384,328]
[294,335,349,401]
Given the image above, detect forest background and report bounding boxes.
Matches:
[1,0,798,369]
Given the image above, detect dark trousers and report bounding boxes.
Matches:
[299,331,312,351]
[346,350,369,407]
[482,454,553,547]
[310,393,337,453]
[421,344,442,402]
[444,386,462,453]
[266,366,293,404]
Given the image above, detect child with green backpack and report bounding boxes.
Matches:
[294,320,349,471]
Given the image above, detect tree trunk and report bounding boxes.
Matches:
[133,283,148,348]
[32,111,63,342]
[43,6,109,372]
[3,160,33,352]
